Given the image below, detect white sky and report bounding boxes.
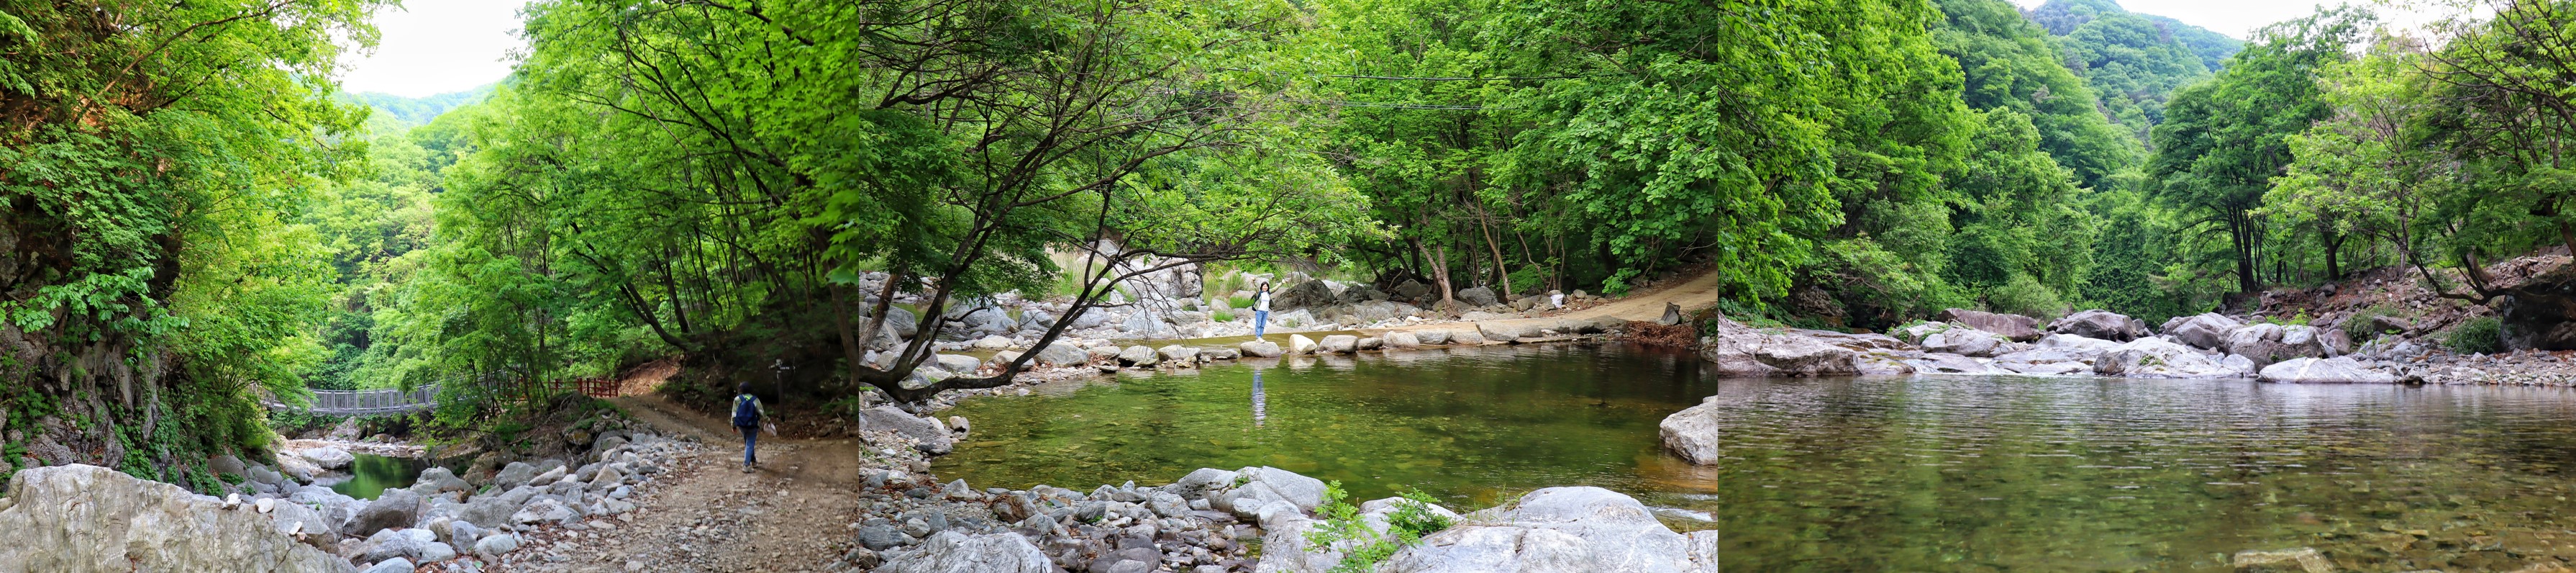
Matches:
[334,0,529,98]
[337,0,2460,98]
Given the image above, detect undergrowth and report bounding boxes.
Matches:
[1304,482,1455,573]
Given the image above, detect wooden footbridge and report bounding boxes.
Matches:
[266,379,620,416]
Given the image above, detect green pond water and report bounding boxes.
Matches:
[939,344,2576,572]
[932,343,1721,510]
[1718,376,2576,572]
[329,454,427,500]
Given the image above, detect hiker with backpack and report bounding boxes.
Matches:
[732,382,768,473]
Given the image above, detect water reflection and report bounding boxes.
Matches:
[933,343,1717,506]
[328,454,427,500]
[1718,376,2576,572]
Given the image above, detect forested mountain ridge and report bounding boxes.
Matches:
[2026,0,2242,143]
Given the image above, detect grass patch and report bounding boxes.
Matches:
[2447,316,2503,354]
[1212,310,1236,322]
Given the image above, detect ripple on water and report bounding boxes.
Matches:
[1716,375,2576,572]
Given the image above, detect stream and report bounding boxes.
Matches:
[938,343,2576,572]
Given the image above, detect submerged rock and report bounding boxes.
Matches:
[0,464,352,572]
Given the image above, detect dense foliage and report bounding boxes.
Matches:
[20,0,2576,474]
[0,0,382,486]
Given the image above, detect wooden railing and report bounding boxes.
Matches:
[270,384,442,415]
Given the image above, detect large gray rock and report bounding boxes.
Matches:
[1384,331,1421,348]
[1379,487,1703,573]
[509,498,577,525]
[1318,335,1359,353]
[1476,322,1528,342]
[1936,308,2042,341]
[1700,318,1859,377]
[877,531,1055,573]
[409,467,469,496]
[1449,329,1487,346]
[0,465,352,572]
[1116,345,1160,366]
[2093,337,2236,378]
[1288,334,1319,355]
[491,461,538,490]
[1157,345,1201,364]
[2048,310,2149,342]
[2162,312,2243,351]
[2259,357,2398,383]
[299,447,355,470]
[1274,280,1339,312]
[2225,324,2327,368]
[1920,327,2008,357]
[349,487,423,535]
[471,533,519,557]
[1239,340,1284,358]
[358,558,411,573]
[933,354,983,374]
[1033,342,1089,366]
[458,486,539,528]
[265,497,337,541]
[860,406,955,454]
[1211,466,1329,518]
[1417,330,1452,346]
[1658,397,1723,465]
[1456,286,1500,307]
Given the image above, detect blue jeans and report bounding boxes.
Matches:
[1254,310,1269,338]
[739,425,757,466]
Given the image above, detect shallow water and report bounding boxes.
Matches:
[1717,376,2576,572]
[932,343,1720,509]
[329,454,427,500]
[936,346,2576,572]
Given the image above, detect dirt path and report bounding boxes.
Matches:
[1373,266,1729,335]
[503,394,865,572]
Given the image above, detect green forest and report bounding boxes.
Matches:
[6,0,2576,487]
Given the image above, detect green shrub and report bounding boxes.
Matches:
[1212,310,1235,322]
[2447,316,2503,354]
[1985,274,2067,320]
[1304,482,1455,573]
[1229,295,1255,310]
[2344,305,2405,338]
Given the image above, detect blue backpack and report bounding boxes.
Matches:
[732,394,761,428]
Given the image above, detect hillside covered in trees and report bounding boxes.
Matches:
[7,0,2576,489]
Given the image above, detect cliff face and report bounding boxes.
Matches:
[1,215,268,493]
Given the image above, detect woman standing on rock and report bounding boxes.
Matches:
[1253,282,1273,341]
[732,382,768,473]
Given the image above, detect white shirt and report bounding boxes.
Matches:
[1255,292,1271,312]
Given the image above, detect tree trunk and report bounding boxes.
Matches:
[1479,217,1512,299]
[1411,237,1455,307]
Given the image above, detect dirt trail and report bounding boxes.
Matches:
[504,393,865,572]
[1375,266,1730,334]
